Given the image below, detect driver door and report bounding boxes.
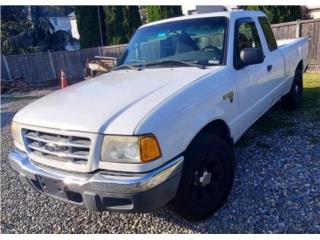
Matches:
[232,18,274,137]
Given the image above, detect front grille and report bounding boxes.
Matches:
[23,129,91,165]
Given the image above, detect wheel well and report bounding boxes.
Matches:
[297,60,303,73]
[200,119,233,148]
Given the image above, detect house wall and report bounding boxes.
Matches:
[70,18,80,39]
[310,9,320,19]
[182,5,238,15]
[48,17,72,33]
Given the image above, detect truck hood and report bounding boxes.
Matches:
[14,67,218,134]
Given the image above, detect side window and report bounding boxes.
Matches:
[237,22,261,53]
[258,16,277,51]
[234,21,263,69]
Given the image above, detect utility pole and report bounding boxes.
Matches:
[97,6,104,48]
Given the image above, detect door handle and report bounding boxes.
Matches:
[267,65,273,72]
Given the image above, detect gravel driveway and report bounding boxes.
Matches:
[1,88,319,233]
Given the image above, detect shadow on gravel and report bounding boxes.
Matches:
[1,111,16,129]
[1,96,40,103]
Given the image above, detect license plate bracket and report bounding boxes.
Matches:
[36,175,67,200]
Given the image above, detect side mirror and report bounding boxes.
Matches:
[240,48,264,66]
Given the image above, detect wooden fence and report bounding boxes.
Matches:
[271,18,320,72]
[1,45,126,85]
[1,18,319,86]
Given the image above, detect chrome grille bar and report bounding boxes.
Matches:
[28,144,88,159]
[23,129,91,165]
[25,134,90,148]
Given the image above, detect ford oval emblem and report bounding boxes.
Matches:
[44,143,67,152]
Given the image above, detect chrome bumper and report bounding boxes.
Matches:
[9,149,183,212]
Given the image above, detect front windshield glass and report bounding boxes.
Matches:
[117,17,228,67]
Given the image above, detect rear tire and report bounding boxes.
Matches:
[171,132,235,221]
[282,66,303,110]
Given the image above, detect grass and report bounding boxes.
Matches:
[254,73,320,133]
[301,73,320,119]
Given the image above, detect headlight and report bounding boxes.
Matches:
[101,134,161,163]
[11,121,26,152]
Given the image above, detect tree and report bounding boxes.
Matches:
[123,6,142,42]
[105,6,125,45]
[301,6,311,20]
[1,6,79,54]
[242,6,302,24]
[146,6,182,22]
[139,6,148,24]
[1,6,30,40]
[105,6,141,45]
[74,6,106,48]
[1,6,57,54]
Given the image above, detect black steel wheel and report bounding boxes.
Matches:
[171,132,235,221]
[282,66,303,110]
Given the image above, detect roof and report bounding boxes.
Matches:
[307,5,320,10]
[43,11,68,18]
[68,12,76,17]
[140,10,266,29]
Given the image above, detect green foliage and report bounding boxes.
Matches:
[75,6,106,48]
[1,6,30,40]
[105,6,125,45]
[242,6,302,24]
[139,6,148,24]
[1,6,56,54]
[105,6,141,45]
[123,6,141,42]
[1,6,77,54]
[146,6,182,22]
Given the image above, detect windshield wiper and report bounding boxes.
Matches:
[144,59,206,69]
[113,64,142,71]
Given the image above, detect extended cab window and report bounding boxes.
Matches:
[258,16,277,51]
[234,21,262,69]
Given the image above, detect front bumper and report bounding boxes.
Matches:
[9,149,183,212]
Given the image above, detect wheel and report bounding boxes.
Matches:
[171,132,235,221]
[282,66,303,110]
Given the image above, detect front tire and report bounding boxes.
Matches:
[171,132,235,221]
[282,66,303,110]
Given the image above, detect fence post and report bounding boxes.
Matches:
[48,51,57,80]
[98,46,102,56]
[296,19,301,38]
[3,55,13,80]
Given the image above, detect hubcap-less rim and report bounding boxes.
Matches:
[190,155,223,203]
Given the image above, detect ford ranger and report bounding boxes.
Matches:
[9,11,308,221]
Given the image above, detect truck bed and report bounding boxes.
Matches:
[277,38,309,73]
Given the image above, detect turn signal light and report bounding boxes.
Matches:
[139,135,161,162]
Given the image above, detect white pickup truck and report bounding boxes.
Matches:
[10,10,308,221]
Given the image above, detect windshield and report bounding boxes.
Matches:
[117,17,228,67]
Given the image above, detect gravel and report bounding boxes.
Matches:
[1,90,319,233]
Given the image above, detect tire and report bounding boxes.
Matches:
[171,132,235,221]
[282,66,303,110]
